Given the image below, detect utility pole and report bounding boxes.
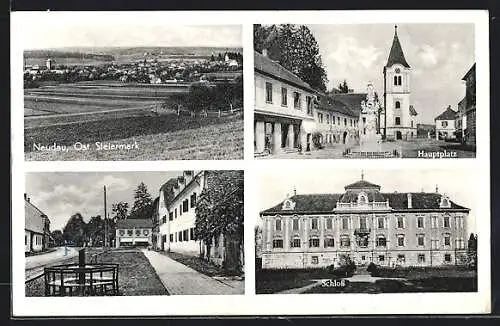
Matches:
[104,185,107,247]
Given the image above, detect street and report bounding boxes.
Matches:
[25,247,79,280]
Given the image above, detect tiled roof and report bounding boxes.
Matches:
[339,190,386,203]
[25,199,46,234]
[386,30,410,68]
[261,192,469,214]
[316,95,357,117]
[254,51,315,93]
[435,106,457,121]
[116,218,152,229]
[409,105,418,116]
[344,180,381,190]
[331,93,367,117]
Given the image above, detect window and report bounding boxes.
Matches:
[379,255,385,262]
[281,87,287,106]
[190,228,194,240]
[175,233,177,242]
[311,218,318,230]
[340,236,350,247]
[119,230,125,236]
[337,117,340,125]
[292,218,299,231]
[25,235,28,245]
[294,92,301,109]
[359,216,367,229]
[179,204,183,216]
[417,234,425,246]
[169,234,173,242]
[332,116,336,124]
[309,238,320,248]
[318,113,323,124]
[418,254,426,263]
[397,235,405,247]
[444,254,452,262]
[417,216,424,228]
[397,254,406,262]
[395,117,401,125]
[444,235,451,246]
[397,216,404,228]
[394,75,402,86]
[442,121,448,128]
[291,238,301,248]
[275,219,282,231]
[127,230,133,236]
[455,238,465,249]
[395,101,401,109]
[377,217,385,229]
[190,193,197,207]
[431,239,439,249]
[431,216,438,228]
[326,218,333,230]
[444,216,450,228]
[169,212,173,221]
[183,229,189,241]
[306,96,313,115]
[273,239,283,248]
[326,114,330,124]
[265,82,273,103]
[183,199,189,212]
[376,236,387,247]
[324,238,335,247]
[174,208,177,218]
[135,229,141,236]
[350,119,353,126]
[344,118,347,126]
[455,216,464,229]
[179,231,183,242]
[342,217,349,230]
[311,256,319,264]
[143,230,149,236]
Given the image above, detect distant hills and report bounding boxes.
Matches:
[24,50,115,61]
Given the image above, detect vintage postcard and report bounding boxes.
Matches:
[253,23,476,159]
[23,170,244,297]
[17,15,243,161]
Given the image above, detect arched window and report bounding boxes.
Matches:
[376,235,387,247]
[394,76,398,85]
[275,219,282,231]
[398,76,402,85]
[395,101,401,109]
[395,117,401,125]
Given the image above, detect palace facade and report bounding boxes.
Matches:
[260,176,469,269]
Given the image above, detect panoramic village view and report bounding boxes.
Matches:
[25,171,244,296]
[255,169,478,294]
[253,24,476,158]
[23,24,243,160]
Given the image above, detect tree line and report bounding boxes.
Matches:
[51,182,154,247]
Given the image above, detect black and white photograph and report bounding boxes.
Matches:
[253,24,476,158]
[24,170,244,296]
[21,14,243,161]
[255,169,478,294]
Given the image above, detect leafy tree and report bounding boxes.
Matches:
[186,83,216,114]
[62,213,87,246]
[111,201,129,221]
[338,79,350,93]
[87,215,105,246]
[254,24,328,91]
[468,233,478,268]
[129,182,154,220]
[50,230,64,246]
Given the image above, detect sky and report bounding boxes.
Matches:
[308,24,475,124]
[25,171,182,231]
[22,22,242,49]
[255,169,477,234]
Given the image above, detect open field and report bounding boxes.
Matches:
[25,113,244,160]
[26,248,168,296]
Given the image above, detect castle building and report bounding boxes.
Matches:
[383,26,418,140]
[259,175,469,269]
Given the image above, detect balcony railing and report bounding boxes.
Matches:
[336,201,389,210]
[354,228,371,235]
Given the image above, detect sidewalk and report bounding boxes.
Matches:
[141,250,243,295]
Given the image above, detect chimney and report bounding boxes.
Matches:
[262,49,268,57]
[24,193,30,202]
[407,193,412,208]
[293,186,297,196]
[435,184,439,193]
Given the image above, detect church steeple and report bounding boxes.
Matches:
[386,25,410,68]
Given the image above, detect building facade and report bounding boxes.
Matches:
[383,26,418,140]
[435,105,458,140]
[25,194,51,253]
[456,97,467,140]
[260,176,469,269]
[462,63,476,147]
[115,219,153,248]
[315,94,359,146]
[254,50,317,155]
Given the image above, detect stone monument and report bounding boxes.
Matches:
[359,82,382,150]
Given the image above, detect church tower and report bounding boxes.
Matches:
[383,25,417,140]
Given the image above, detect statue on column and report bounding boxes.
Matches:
[360,82,382,148]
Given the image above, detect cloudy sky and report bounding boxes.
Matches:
[22,22,242,49]
[255,169,477,234]
[25,172,181,231]
[309,24,475,124]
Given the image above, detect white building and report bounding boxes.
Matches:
[383,26,418,140]
[254,50,316,155]
[435,105,458,140]
[25,194,51,253]
[115,219,152,248]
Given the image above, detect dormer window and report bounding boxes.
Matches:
[440,196,451,208]
[282,199,296,210]
[358,192,368,205]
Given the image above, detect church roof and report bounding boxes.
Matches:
[386,26,410,68]
[435,106,458,121]
[254,51,315,93]
[261,192,469,214]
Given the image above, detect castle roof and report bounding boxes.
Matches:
[386,26,410,68]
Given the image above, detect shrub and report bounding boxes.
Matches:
[367,262,379,277]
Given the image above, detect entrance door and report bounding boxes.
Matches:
[396,131,402,140]
[343,132,348,144]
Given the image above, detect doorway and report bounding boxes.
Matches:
[396,131,402,140]
[343,131,348,144]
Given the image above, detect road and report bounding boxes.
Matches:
[25,247,79,281]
